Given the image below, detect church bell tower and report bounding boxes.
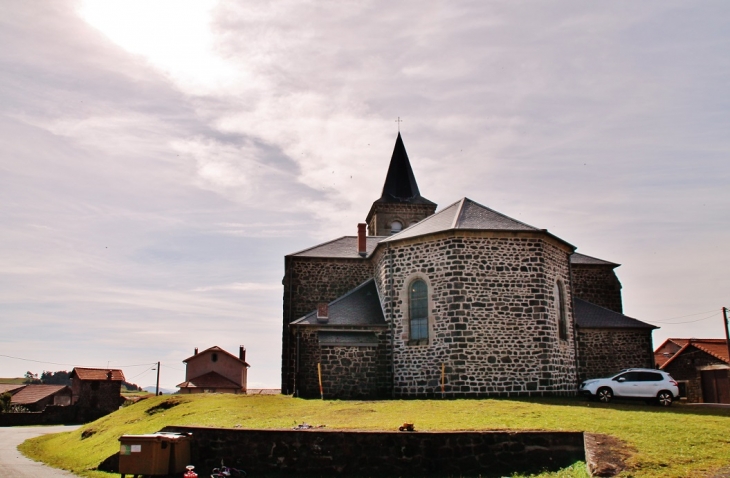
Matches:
[366,133,437,236]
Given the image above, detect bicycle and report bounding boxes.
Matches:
[210,460,246,478]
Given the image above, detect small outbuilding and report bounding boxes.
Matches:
[177,346,249,394]
[10,385,72,411]
[655,338,730,403]
[69,367,125,417]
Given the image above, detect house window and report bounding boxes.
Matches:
[409,279,428,343]
[211,353,218,362]
[390,221,403,234]
[555,280,568,340]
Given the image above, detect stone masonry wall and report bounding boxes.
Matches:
[293,326,390,399]
[367,203,437,236]
[662,348,729,403]
[374,231,577,397]
[575,328,654,382]
[282,257,374,393]
[571,265,623,313]
[161,426,585,478]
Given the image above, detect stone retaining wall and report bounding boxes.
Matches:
[161,426,585,477]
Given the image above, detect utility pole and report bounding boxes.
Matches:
[722,307,730,364]
[155,362,160,396]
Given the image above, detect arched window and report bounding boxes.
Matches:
[409,280,428,342]
[555,281,568,340]
[390,221,402,234]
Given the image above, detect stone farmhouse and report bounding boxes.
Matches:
[282,133,657,399]
[69,367,125,420]
[177,346,249,394]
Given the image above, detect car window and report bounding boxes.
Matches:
[639,372,664,382]
[614,372,640,382]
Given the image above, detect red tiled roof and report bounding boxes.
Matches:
[176,371,242,390]
[182,346,249,367]
[70,368,125,381]
[656,338,729,369]
[0,384,25,395]
[11,385,70,405]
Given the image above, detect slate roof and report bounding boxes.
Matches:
[70,368,125,381]
[289,236,384,259]
[0,384,25,395]
[656,338,729,369]
[381,197,573,248]
[182,346,250,366]
[11,385,69,405]
[571,252,620,267]
[176,371,242,389]
[372,132,436,206]
[574,298,657,329]
[292,279,386,327]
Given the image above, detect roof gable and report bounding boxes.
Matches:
[176,371,242,389]
[657,338,729,369]
[183,346,249,366]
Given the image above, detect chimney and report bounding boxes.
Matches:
[106,370,112,380]
[194,347,198,355]
[239,345,246,362]
[317,302,329,323]
[357,223,367,257]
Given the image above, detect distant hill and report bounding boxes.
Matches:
[143,386,176,395]
[0,377,26,384]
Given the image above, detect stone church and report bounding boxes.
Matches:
[282,133,657,399]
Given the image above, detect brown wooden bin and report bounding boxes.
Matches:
[118,432,191,477]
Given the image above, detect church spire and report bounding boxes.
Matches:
[365,133,437,236]
[379,132,422,202]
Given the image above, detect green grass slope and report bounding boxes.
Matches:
[0,377,27,384]
[19,394,730,478]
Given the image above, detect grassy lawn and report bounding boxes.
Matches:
[19,394,730,478]
[0,377,27,384]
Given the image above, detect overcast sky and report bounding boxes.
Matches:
[1,1,728,389]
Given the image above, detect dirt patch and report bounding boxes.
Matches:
[145,398,182,415]
[80,428,96,440]
[584,433,635,477]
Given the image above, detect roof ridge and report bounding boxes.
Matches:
[288,236,349,256]
[451,197,467,229]
[461,197,540,231]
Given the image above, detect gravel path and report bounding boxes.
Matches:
[0,425,81,478]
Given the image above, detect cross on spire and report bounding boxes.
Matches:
[395,117,403,132]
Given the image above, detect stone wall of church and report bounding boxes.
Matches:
[281,257,374,393]
[367,203,437,236]
[291,326,390,399]
[575,328,654,382]
[373,231,577,397]
[571,265,623,313]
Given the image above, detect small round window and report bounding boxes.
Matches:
[211,353,218,362]
[391,221,402,234]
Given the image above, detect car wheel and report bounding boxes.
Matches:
[597,387,613,403]
[657,391,673,407]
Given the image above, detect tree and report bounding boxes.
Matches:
[0,392,11,413]
[23,371,40,384]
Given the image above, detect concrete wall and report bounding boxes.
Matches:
[375,232,577,397]
[576,328,655,382]
[161,426,584,477]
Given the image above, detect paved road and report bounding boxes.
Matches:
[0,425,81,478]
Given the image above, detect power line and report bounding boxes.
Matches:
[0,354,154,368]
[651,308,720,323]
[653,311,719,325]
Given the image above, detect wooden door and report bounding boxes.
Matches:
[701,369,730,404]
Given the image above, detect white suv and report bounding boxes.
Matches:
[579,368,679,406]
